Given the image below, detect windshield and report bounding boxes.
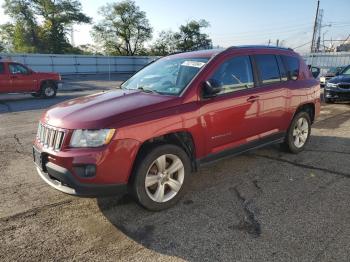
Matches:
[327,67,338,74]
[341,66,350,75]
[122,57,209,95]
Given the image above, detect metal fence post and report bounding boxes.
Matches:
[108,56,111,80]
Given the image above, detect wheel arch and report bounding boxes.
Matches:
[40,79,58,89]
[293,102,315,124]
[128,131,197,185]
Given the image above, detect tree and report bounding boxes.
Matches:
[2,0,43,52]
[150,30,177,56]
[92,0,153,55]
[32,0,91,53]
[0,23,15,52]
[149,20,212,56]
[174,20,212,52]
[2,0,91,54]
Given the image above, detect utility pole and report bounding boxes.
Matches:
[311,0,320,53]
[276,39,279,47]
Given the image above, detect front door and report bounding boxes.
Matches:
[8,63,36,92]
[200,55,262,155]
[0,62,12,93]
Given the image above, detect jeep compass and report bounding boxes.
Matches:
[33,46,320,210]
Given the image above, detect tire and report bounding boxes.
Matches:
[281,111,311,154]
[31,93,40,98]
[40,82,57,98]
[324,97,334,104]
[131,144,191,211]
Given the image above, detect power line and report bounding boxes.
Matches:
[293,41,312,50]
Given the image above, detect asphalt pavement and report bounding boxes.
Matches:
[0,79,349,262]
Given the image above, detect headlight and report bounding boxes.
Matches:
[70,129,115,148]
[326,82,337,88]
[320,77,326,83]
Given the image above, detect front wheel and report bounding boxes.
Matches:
[41,82,57,98]
[131,144,191,211]
[281,112,311,154]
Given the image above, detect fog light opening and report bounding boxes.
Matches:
[84,165,96,178]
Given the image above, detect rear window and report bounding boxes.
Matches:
[282,55,300,80]
[0,63,4,74]
[255,55,280,85]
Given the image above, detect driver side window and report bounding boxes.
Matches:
[211,56,254,95]
[9,63,29,75]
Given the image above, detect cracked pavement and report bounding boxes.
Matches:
[0,81,349,262]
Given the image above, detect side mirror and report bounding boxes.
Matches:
[335,71,340,76]
[202,79,222,98]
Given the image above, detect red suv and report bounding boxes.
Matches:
[0,60,61,98]
[33,46,320,210]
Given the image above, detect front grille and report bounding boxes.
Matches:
[37,123,65,151]
[338,83,350,89]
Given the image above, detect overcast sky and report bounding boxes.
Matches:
[1,0,349,52]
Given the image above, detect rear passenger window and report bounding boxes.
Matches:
[282,55,300,80]
[0,63,4,74]
[211,55,254,94]
[255,55,281,85]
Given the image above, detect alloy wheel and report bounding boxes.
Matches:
[292,117,309,148]
[144,154,185,203]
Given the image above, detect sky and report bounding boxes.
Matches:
[1,0,350,53]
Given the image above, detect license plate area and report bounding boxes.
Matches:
[33,147,48,172]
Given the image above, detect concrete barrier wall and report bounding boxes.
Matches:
[1,52,349,75]
[0,53,158,75]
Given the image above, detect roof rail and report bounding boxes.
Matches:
[226,45,294,51]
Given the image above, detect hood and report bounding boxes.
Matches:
[328,74,350,84]
[42,89,179,129]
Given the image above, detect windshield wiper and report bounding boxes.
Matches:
[137,86,160,94]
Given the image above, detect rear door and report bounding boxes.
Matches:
[0,62,11,93]
[252,54,289,136]
[8,63,36,92]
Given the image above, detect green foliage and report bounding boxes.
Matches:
[150,20,213,56]
[1,0,212,56]
[174,20,212,52]
[2,0,91,54]
[150,31,177,56]
[92,0,153,55]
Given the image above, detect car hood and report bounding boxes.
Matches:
[42,89,180,129]
[328,75,350,84]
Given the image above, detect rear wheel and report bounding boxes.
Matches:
[40,82,57,98]
[281,112,311,154]
[131,144,190,211]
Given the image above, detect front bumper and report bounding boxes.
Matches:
[36,161,127,197]
[324,87,350,101]
[33,133,141,196]
[56,80,63,89]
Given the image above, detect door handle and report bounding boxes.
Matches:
[247,95,259,102]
